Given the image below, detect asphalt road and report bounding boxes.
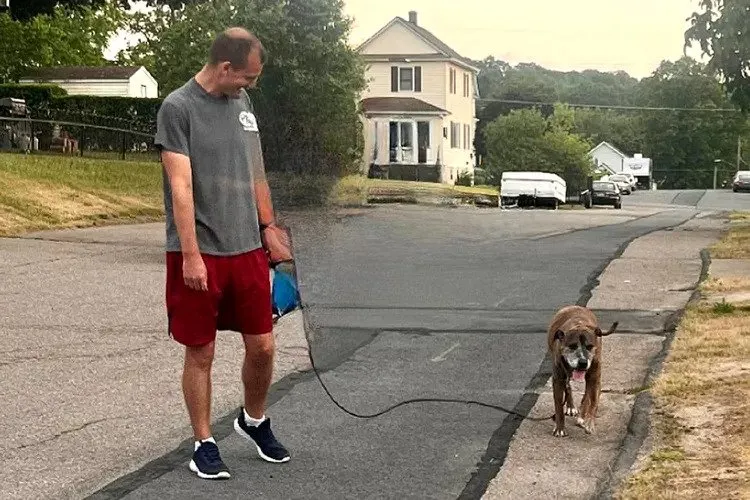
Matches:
[80,189,747,500]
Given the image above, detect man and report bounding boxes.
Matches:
[155,27,293,480]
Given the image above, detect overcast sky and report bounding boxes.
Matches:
[108,0,707,80]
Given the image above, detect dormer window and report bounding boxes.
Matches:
[391,66,422,92]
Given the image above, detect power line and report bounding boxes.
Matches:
[476,97,742,113]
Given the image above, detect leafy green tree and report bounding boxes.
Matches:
[637,57,748,188]
[8,0,109,21]
[685,0,750,113]
[572,108,646,156]
[482,105,594,190]
[0,2,124,83]
[119,0,366,175]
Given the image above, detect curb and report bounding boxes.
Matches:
[592,241,714,499]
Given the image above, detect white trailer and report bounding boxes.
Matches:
[500,171,567,209]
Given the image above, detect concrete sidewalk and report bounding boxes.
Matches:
[482,213,726,499]
[0,225,309,500]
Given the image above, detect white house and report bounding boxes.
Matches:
[589,141,626,175]
[19,66,159,98]
[589,141,653,188]
[356,11,480,184]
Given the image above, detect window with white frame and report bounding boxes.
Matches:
[463,124,471,149]
[450,122,460,148]
[449,68,457,94]
[391,66,422,92]
[140,85,148,97]
[463,73,470,97]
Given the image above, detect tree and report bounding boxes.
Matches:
[685,0,750,113]
[0,2,124,82]
[481,105,594,190]
[637,57,749,188]
[118,0,367,175]
[572,108,646,156]
[8,0,108,21]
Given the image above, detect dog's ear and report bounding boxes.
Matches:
[554,329,565,341]
[596,321,618,337]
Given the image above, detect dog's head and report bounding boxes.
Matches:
[553,322,617,381]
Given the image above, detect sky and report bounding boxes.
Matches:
[107,0,707,80]
[342,0,706,79]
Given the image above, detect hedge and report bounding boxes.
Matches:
[0,84,68,109]
[0,84,162,133]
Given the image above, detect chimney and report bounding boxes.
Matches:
[408,11,417,25]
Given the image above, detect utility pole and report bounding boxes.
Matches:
[738,136,743,172]
[713,163,718,189]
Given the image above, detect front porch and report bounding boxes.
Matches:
[368,163,440,182]
[360,97,449,184]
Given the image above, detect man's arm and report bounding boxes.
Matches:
[155,99,207,290]
[163,151,201,258]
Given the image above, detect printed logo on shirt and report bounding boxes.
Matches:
[238,111,258,132]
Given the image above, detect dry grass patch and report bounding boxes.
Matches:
[616,304,750,500]
[711,211,750,259]
[702,276,750,293]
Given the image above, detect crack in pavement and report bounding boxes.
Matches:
[2,342,159,366]
[14,417,117,451]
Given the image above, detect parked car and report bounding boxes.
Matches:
[732,171,750,192]
[608,174,632,195]
[622,172,638,191]
[581,181,622,209]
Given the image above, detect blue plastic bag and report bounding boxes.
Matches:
[271,261,301,319]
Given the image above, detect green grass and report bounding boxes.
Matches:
[0,152,502,235]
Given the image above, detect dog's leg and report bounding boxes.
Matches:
[563,380,579,416]
[552,375,567,437]
[576,363,601,434]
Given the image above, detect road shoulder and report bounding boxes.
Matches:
[481,213,726,499]
[615,213,750,499]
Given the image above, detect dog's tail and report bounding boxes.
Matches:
[597,321,618,337]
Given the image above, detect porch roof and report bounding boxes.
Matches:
[361,97,448,115]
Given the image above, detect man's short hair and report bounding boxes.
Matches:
[208,29,267,69]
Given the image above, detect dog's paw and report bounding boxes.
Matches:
[552,427,568,437]
[565,406,579,417]
[576,417,595,434]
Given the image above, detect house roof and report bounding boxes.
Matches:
[20,66,143,81]
[589,141,628,159]
[361,97,448,114]
[357,15,479,73]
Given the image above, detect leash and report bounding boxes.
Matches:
[296,301,554,422]
[269,233,554,423]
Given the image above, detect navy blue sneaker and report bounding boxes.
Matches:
[234,410,290,463]
[189,440,231,480]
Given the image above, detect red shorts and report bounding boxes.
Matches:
[165,248,273,346]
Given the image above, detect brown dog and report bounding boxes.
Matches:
[547,305,618,437]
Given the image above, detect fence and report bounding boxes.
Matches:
[0,116,158,162]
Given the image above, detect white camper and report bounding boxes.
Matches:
[500,171,567,209]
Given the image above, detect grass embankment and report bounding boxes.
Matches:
[616,212,750,499]
[0,152,500,236]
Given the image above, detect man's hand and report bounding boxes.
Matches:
[183,253,208,291]
[261,224,293,264]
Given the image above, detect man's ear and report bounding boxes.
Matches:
[554,329,565,341]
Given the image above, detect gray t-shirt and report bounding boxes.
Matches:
[155,78,263,256]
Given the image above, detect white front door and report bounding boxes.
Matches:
[389,120,416,163]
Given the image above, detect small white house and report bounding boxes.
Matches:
[589,141,627,174]
[589,141,653,188]
[19,66,159,98]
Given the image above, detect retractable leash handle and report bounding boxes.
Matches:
[267,225,302,321]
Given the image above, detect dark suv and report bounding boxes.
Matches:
[581,181,622,209]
